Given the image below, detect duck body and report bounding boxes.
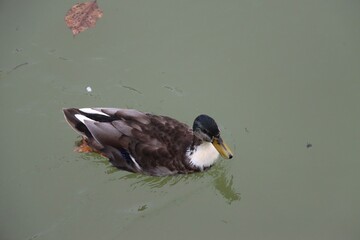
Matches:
[63,108,233,176]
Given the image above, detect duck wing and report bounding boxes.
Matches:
[63,108,194,175]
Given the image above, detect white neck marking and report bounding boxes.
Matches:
[187,142,219,170]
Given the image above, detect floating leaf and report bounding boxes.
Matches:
[65,0,103,36]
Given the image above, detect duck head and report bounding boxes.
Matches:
[193,114,233,159]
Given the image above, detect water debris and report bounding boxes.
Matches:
[137,205,147,212]
[306,142,312,148]
[245,127,249,133]
[46,49,70,61]
[122,85,142,94]
[7,62,28,74]
[163,85,183,96]
[86,86,92,93]
[65,0,103,36]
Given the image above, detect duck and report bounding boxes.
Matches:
[63,108,233,176]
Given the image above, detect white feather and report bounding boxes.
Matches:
[86,86,92,92]
[187,142,220,170]
[79,108,109,116]
[74,114,94,124]
[129,154,142,170]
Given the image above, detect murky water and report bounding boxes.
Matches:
[1,0,360,239]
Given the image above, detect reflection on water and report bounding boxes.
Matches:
[119,165,240,204]
[209,170,240,204]
[119,164,240,204]
[78,149,240,204]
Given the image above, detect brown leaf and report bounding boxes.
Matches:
[65,0,103,36]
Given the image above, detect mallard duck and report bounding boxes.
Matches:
[63,108,233,176]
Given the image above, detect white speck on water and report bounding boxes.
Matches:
[86,86,92,93]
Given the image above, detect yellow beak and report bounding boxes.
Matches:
[212,137,233,159]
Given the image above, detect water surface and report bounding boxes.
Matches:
[1,0,359,239]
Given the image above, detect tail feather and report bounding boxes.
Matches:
[63,108,92,138]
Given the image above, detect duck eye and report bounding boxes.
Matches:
[202,128,209,134]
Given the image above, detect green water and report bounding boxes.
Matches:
[1,0,359,239]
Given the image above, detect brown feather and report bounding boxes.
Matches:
[63,108,202,176]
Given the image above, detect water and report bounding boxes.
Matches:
[1,0,359,239]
